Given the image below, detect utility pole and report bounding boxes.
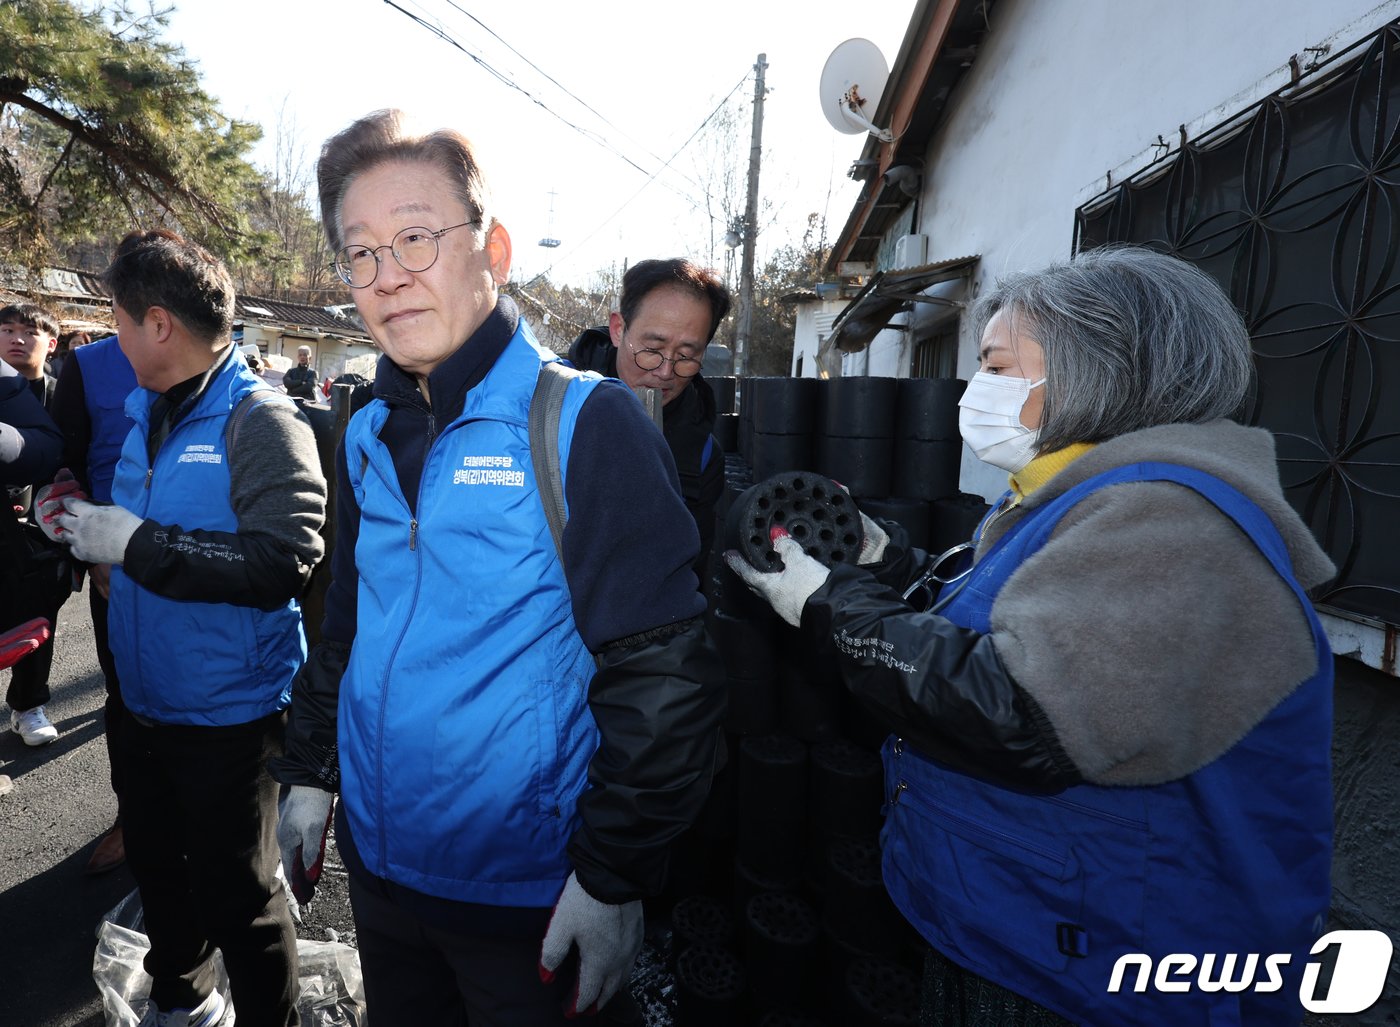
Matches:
[734,53,767,378]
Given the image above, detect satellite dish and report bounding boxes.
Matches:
[819,38,893,142]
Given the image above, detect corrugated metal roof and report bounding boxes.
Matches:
[233,293,369,337]
[38,266,108,301]
[2,265,371,342]
[828,254,979,353]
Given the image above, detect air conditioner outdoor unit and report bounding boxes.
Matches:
[893,233,928,268]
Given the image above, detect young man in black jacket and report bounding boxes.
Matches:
[0,357,61,483]
[1,303,66,746]
[567,259,729,576]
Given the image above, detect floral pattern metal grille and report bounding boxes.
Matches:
[1076,22,1400,626]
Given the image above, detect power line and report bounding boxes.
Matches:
[382,0,751,287]
[437,0,711,199]
[523,73,750,289]
[382,0,706,211]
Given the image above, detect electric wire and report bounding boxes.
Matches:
[437,0,711,198]
[522,73,751,290]
[382,0,707,210]
[380,0,752,313]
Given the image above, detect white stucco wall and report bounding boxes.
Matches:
[791,303,820,376]
[790,297,851,377]
[241,323,379,384]
[896,0,1400,501]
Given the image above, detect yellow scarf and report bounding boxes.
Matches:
[1007,442,1098,504]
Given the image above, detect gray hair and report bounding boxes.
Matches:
[317,109,493,250]
[297,345,312,357]
[972,246,1253,454]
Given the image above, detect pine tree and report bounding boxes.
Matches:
[0,0,266,268]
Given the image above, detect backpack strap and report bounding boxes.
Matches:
[529,362,581,564]
[529,362,604,669]
[225,388,289,456]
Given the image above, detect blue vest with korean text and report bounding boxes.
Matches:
[73,336,138,502]
[338,322,604,907]
[108,352,306,726]
[880,462,1333,1026]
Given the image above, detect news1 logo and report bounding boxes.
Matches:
[1107,930,1393,1013]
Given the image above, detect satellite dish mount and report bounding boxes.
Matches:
[820,38,894,143]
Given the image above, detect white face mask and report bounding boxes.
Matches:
[958,371,1046,473]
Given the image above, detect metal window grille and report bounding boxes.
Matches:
[1076,22,1400,626]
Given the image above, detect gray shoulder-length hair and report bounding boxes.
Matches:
[317,109,493,251]
[971,246,1254,454]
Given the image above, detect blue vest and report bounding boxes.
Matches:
[73,337,138,503]
[880,463,1333,1026]
[108,351,306,726]
[339,324,604,907]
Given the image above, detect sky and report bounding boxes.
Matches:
[160,0,917,291]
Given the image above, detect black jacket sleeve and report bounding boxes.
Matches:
[268,639,348,790]
[802,562,1081,792]
[49,356,92,489]
[0,364,61,486]
[567,616,725,903]
[122,399,327,609]
[268,438,359,792]
[559,381,726,902]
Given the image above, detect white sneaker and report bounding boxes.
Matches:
[138,990,227,1027]
[11,706,58,746]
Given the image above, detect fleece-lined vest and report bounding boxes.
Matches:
[339,325,604,907]
[881,462,1333,1026]
[109,353,306,726]
[73,336,137,503]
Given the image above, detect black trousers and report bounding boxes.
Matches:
[89,585,126,808]
[348,866,643,1027]
[119,709,298,1025]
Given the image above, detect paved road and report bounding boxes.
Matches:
[0,584,356,1027]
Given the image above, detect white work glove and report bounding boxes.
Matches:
[857,512,890,565]
[539,871,644,1016]
[833,483,889,565]
[277,785,335,905]
[34,468,86,543]
[725,532,832,628]
[54,498,141,566]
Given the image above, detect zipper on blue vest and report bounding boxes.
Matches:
[888,738,906,808]
[404,411,437,553]
[372,408,438,870]
[144,468,153,490]
[374,520,423,871]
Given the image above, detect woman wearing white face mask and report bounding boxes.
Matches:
[728,246,1336,1026]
